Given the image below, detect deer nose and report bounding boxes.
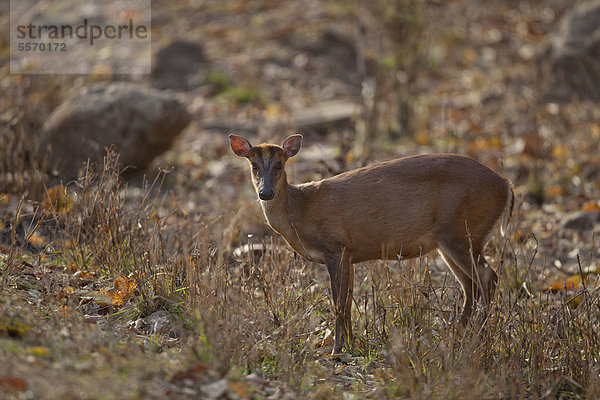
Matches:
[259,190,274,200]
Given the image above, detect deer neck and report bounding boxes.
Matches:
[260,178,324,263]
[260,178,298,238]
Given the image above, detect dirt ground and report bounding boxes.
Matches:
[2,0,600,399]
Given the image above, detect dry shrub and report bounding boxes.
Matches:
[39,148,600,397]
[54,149,193,314]
[1,75,69,198]
[187,234,330,378]
[373,230,600,399]
[0,118,47,198]
[50,149,329,381]
[357,0,427,149]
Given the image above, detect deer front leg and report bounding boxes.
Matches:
[325,251,353,354]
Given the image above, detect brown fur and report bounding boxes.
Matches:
[230,134,514,354]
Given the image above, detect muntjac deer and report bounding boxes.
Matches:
[230,134,514,354]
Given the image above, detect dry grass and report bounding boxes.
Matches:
[2,0,600,397]
[3,151,600,399]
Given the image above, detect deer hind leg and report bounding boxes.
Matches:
[438,250,475,324]
[325,251,354,354]
[344,261,354,347]
[473,253,498,305]
[438,238,498,324]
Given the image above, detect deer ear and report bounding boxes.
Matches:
[229,134,252,158]
[282,134,302,158]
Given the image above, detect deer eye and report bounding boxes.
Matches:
[251,162,258,171]
[274,162,283,170]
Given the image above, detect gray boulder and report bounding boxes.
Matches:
[40,82,190,179]
[543,1,600,102]
[151,41,209,91]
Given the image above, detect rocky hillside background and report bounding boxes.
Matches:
[1,0,600,398]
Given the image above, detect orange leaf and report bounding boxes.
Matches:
[114,276,137,297]
[89,276,137,308]
[27,233,47,247]
[582,201,600,212]
[74,270,94,280]
[111,276,137,306]
[0,376,27,392]
[548,186,567,197]
[66,263,78,273]
[172,364,210,381]
[548,275,582,291]
[229,381,250,399]
[415,131,431,146]
[57,305,70,313]
[59,286,75,299]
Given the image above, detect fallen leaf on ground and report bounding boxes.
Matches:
[583,201,600,211]
[0,376,27,392]
[548,275,582,291]
[172,364,211,381]
[229,381,250,399]
[88,276,137,308]
[26,346,50,357]
[42,185,73,213]
[59,286,75,299]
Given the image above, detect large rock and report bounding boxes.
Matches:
[40,82,190,179]
[543,1,600,102]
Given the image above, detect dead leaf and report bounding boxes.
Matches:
[583,201,600,212]
[73,270,95,280]
[461,47,478,66]
[26,346,50,357]
[172,364,210,381]
[59,286,76,300]
[229,381,250,399]
[114,276,137,296]
[548,186,567,197]
[42,185,73,214]
[551,144,569,162]
[548,275,582,291]
[0,376,27,392]
[89,276,137,308]
[66,263,78,273]
[415,131,431,146]
[56,305,70,314]
[112,276,137,306]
